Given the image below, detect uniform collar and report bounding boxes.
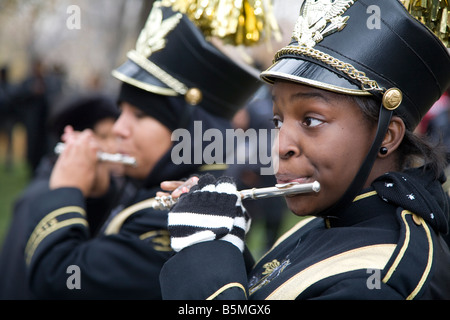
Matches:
[324,187,397,229]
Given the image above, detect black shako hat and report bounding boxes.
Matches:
[260,0,450,216]
[112,1,262,122]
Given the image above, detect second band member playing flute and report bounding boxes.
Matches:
[23,1,267,299]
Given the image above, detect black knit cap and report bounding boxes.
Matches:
[117,82,182,131]
[50,93,119,137]
[112,1,262,124]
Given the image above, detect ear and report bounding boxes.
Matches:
[379,116,405,157]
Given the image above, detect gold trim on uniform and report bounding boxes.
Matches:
[104,198,160,235]
[25,207,87,265]
[407,214,433,300]
[140,230,172,252]
[353,190,378,202]
[25,206,86,257]
[382,210,433,300]
[206,282,247,300]
[265,244,396,300]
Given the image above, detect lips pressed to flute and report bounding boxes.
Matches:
[151,181,320,210]
[54,142,137,167]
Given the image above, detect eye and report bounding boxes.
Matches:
[303,117,323,127]
[271,116,283,129]
[133,109,146,119]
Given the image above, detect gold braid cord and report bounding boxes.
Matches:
[160,0,281,46]
[274,45,385,92]
[400,0,450,47]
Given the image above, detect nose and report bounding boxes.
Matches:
[112,113,131,139]
[277,124,301,160]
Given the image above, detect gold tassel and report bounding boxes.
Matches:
[402,0,450,47]
[160,0,280,46]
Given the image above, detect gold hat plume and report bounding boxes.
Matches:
[160,0,281,46]
[400,0,450,46]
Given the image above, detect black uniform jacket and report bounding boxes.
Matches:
[160,167,450,299]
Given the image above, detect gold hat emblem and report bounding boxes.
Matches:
[135,1,183,58]
[293,0,355,48]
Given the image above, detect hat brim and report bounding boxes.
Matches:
[112,59,178,97]
[260,58,372,96]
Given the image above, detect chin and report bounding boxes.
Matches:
[124,166,148,180]
[285,192,326,217]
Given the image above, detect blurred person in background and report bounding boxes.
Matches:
[0,65,15,171]
[16,59,51,175]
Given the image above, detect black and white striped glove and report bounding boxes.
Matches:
[168,174,251,253]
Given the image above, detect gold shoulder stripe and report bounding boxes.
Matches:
[25,206,86,261]
[382,210,434,300]
[206,282,247,300]
[266,244,396,300]
[407,215,433,300]
[382,210,412,284]
[25,217,88,265]
[353,190,377,202]
[104,198,160,235]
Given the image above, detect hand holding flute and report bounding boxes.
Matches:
[164,174,320,253]
[50,126,114,197]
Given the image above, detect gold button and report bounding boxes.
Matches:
[382,88,402,110]
[412,214,422,226]
[185,88,203,105]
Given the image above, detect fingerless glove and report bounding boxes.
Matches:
[168,174,251,252]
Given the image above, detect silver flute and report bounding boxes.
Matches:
[54,142,137,167]
[151,181,320,210]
